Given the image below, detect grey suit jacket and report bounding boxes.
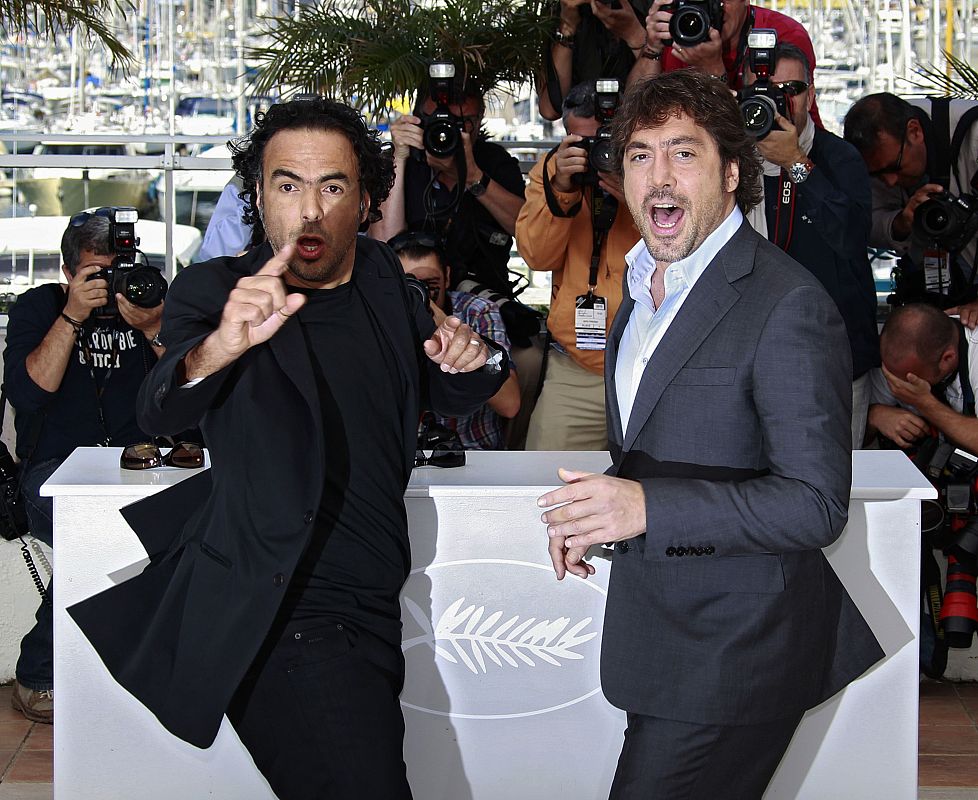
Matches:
[600,220,884,726]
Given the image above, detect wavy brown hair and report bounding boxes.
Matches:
[610,70,763,213]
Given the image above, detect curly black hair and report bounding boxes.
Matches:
[230,97,395,242]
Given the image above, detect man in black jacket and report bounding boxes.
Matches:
[3,212,165,723]
[747,43,879,447]
[69,98,506,800]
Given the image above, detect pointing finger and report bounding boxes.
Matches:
[256,243,294,277]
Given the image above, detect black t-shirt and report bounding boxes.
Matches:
[3,283,156,462]
[282,281,409,646]
[404,139,525,296]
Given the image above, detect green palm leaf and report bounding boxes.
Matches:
[248,0,552,112]
[906,50,978,99]
[0,0,134,66]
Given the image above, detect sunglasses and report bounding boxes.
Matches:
[774,80,809,97]
[121,442,205,470]
[388,230,443,253]
[869,121,909,178]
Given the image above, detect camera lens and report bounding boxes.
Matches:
[917,200,952,239]
[424,121,461,159]
[670,6,710,47]
[589,140,616,174]
[740,95,777,140]
[124,266,168,308]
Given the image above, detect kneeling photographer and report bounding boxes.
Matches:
[869,303,978,673]
[1,207,166,724]
[515,80,638,450]
[742,37,878,449]
[845,92,978,312]
[370,63,537,346]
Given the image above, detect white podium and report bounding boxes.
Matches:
[45,449,933,800]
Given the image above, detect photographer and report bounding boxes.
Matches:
[633,0,822,126]
[537,0,652,121]
[744,42,878,448]
[869,303,978,453]
[844,93,978,312]
[369,69,527,321]
[516,80,638,450]
[391,232,520,449]
[2,210,165,724]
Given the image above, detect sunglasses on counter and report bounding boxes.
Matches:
[121,441,205,471]
[414,441,466,469]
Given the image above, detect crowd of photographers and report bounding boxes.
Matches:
[7,0,978,723]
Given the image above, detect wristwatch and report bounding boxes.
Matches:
[554,28,575,49]
[467,172,491,198]
[787,158,814,185]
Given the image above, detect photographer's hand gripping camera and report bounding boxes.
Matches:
[85,207,168,320]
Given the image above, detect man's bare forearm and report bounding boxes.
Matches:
[25,316,80,393]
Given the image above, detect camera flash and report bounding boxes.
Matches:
[430,62,455,79]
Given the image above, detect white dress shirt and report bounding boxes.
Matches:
[616,206,744,435]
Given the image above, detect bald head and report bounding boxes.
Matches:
[880,304,959,385]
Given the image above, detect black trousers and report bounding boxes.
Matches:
[227,618,413,800]
[609,711,804,800]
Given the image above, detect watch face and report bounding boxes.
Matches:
[789,162,810,184]
[468,181,487,197]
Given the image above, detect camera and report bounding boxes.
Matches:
[913,191,978,254]
[85,207,167,320]
[404,274,435,313]
[737,29,788,141]
[0,441,28,541]
[573,79,620,187]
[413,62,464,162]
[664,0,723,48]
[911,438,978,647]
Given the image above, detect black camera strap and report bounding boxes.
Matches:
[771,173,797,252]
[590,189,618,289]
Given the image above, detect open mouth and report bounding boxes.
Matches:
[650,203,684,234]
[295,235,326,260]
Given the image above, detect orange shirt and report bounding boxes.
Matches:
[516,155,639,375]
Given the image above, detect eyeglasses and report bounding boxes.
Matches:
[121,442,204,470]
[774,80,809,97]
[869,122,909,178]
[388,230,443,253]
[69,207,123,228]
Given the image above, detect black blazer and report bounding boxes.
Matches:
[69,237,505,748]
[600,221,884,725]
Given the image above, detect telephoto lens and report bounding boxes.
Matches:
[940,553,978,648]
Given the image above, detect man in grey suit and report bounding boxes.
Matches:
[538,70,884,798]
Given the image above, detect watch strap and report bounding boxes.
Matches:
[467,172,491,197]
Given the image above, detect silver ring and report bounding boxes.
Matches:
[469,338,481,347]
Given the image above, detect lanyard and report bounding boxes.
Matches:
[772,173,796,252]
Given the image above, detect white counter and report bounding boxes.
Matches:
[44,448,933,800]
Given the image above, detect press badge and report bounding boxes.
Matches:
[575,293,607,351]
[923,248,951,295]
